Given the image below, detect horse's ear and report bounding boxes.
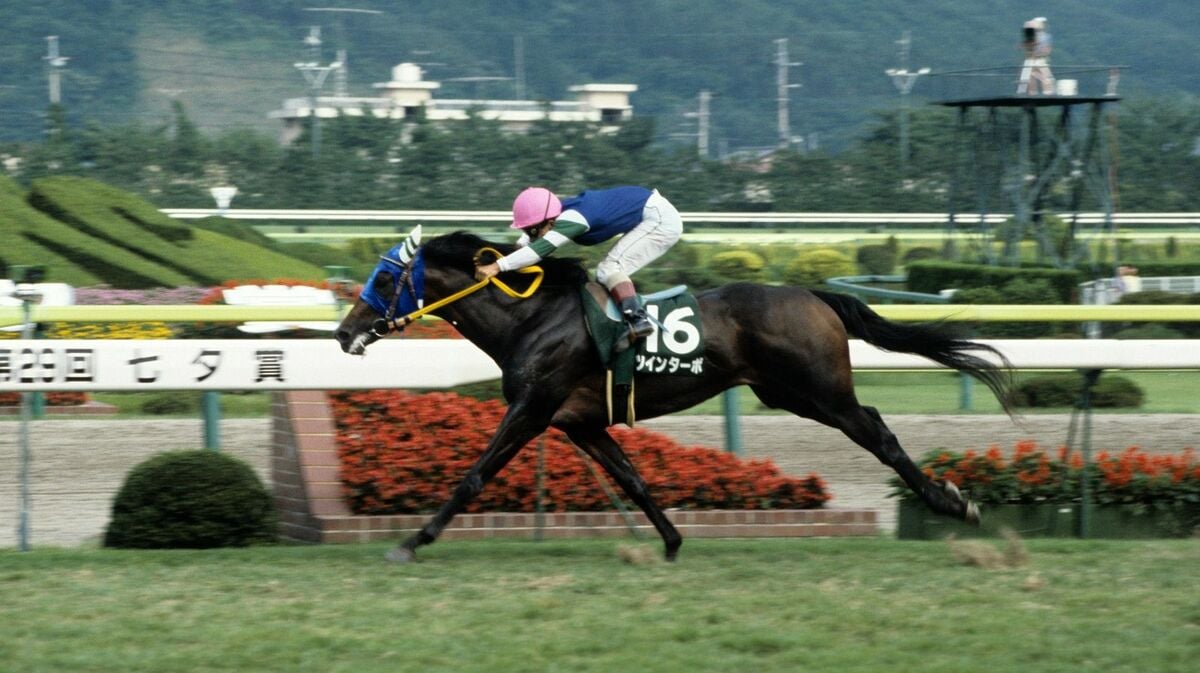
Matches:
[398,224,422,264]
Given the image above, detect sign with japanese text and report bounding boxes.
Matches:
[0,340,501,392]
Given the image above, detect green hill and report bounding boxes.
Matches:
[0,176,324,288]
[0,1,1195,150]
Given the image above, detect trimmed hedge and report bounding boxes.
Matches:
[0,176,105,286]
[951,277,1064,337]
[24,177,324,287]
[1130,261,1200,276]
[907,260,1081,302]
[104,450,276,548]
[1113,290,1200,337]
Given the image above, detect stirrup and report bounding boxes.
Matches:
[625,313,654,339]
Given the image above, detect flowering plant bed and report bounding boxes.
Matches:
[330,390,830,515]
[892,441,1200,538]
[0,391,89,406]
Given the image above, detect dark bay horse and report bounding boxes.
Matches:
[335,230,1013,562]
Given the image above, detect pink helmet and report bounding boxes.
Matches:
[511,187,562,229]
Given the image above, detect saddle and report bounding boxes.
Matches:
[579,282,705,427]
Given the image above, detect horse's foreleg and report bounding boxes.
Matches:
[389,402,548,563]
[565,426,683,562]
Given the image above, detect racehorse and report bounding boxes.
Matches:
[335,229,1014,563]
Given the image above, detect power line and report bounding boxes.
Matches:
[137,66,293,83]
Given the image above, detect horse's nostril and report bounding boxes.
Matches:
[335,329,351,344]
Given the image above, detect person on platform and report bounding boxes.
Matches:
[1017,17,1055,95]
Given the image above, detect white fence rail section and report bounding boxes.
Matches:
[161,208,1200,226]
[1,339,1196,393]
[1080,276,1200,307]
[0,282,75,333]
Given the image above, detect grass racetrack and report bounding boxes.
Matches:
[2,538,1197,672]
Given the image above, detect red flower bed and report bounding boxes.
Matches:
[891,440,1200,507]
[0,391,89,406]
[331,390,829,514]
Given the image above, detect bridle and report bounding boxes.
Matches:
[368,246,545,338]
[369,253,422,338]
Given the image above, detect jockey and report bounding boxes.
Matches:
[475,185,683,341]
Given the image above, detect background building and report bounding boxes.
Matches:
[269,62,636,145]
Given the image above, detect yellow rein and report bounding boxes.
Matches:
[396,247,544,327]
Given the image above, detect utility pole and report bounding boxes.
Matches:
[774,38,802,150]
[678,90,712,158]
[698,90,711,158]
[44,36,69,105]
[299,8,383,118]
[514,35,526,99]
[885,31,930,174]
[294,26,341,159]
[334,48,349,98]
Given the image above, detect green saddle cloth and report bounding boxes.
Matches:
[579,285,705,425]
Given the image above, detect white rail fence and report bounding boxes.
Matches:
[162,208,1200,226]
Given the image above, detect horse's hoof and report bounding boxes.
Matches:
[942,480,962,500]
[964,501,981,526]
[385,547,417,564]
[665,541,681,563]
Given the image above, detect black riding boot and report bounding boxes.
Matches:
[618,296,655,341]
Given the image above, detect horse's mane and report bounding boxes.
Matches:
[422,230,589,286]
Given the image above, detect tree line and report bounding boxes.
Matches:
[4,96,1199,213]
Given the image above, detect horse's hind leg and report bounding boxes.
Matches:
[751,384,979,523]
[564,426,683,561]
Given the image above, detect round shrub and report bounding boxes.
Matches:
[141,391,199,415]
[104,450,276,548]
[855,244,897,275]
[708,250,766,282]
[1011,374,1144,409]
[1092,377,1147,408]
[783,248,856,286]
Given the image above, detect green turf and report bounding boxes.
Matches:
[0,539,1196,673]
[79,392,273,418]
[679,370,1200,415]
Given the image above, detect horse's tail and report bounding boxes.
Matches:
[811,290,1015,415]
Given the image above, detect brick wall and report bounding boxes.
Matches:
[271,391,878,543]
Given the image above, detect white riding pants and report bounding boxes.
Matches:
[595,190,683,290]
